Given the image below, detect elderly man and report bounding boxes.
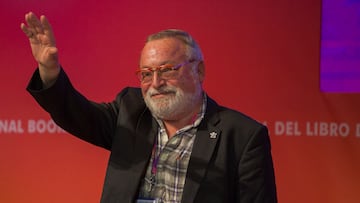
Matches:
[21,12,277,203]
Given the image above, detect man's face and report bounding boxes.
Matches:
[139,38,204,120]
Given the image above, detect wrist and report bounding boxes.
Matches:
[39,63,60,89]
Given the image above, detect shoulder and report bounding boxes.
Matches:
[110,87,147,114]
[206,96,264,131]
[204,96,271,156]
[115,87,144,104]
[117,87,142,98]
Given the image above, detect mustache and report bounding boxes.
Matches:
[147,86,177,96]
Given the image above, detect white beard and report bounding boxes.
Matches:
[144,85,202,120]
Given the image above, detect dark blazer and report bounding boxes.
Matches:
[27,68,277,203]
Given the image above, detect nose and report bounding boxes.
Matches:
[150,72,165,88]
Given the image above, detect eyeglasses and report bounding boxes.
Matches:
[136,60,197,83]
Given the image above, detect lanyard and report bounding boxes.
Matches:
[151,137,160,175]
[148,136,160,192]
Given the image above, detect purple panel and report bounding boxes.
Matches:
[320,0,360,93]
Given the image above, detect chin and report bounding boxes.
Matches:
[147,101,180,120]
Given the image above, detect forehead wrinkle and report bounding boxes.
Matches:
[140,38,186,67]
[148,42,182,59]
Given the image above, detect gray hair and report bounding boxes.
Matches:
[146,29,204,61]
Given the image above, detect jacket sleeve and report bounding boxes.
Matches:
[237,125,278,203]
[26,68,118,150]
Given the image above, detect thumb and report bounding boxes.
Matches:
[48,47,58,55]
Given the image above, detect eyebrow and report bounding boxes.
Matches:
[139,60,176,69]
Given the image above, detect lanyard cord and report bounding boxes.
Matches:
[151,137,160,175]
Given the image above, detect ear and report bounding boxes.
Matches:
[197,61,205,83]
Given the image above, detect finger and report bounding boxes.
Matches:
[20,22,34,38]
[26,12,44,34]
[40,15,55,43]
[24,13,37,35]
[48,47,58,55]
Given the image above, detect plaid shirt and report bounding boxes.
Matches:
[139,96,206,203]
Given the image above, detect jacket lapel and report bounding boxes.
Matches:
[182,97,221,202]
[134,108,158,164]
[127,108,157,199]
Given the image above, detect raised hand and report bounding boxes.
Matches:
[21,12,60,87]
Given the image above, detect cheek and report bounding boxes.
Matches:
[141,84,149,96]
[177,77,198,93]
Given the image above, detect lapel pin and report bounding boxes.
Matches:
[209,131,217,139]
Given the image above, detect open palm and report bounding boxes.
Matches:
[21,12,60,86]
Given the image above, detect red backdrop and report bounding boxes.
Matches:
[1,0,359,202]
